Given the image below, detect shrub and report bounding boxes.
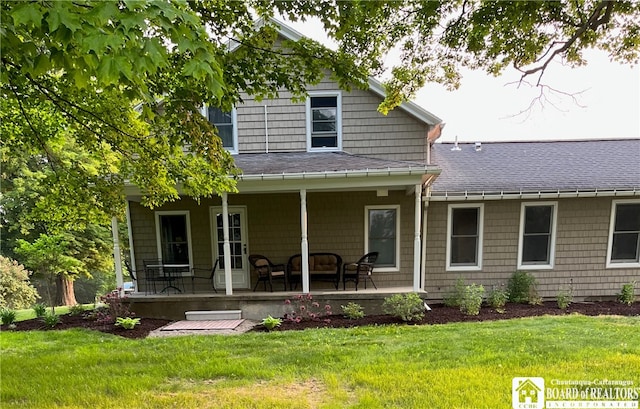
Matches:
[507,271,539,304]
[556,286,573,310]
[618,282,636,306]
[32,303,47,318]
[115,317,141,330]
[68,304,85,316]
[341,302,365,320]
[443,278,466,307]
[0,256,39,310]
[97,291,133,324]
[284,294,332,323]
[261,315,282,331]
[42,313,60,328]
[382,293,425,322]
[487,285,509,313]
[460,284,485,316]
[1,308,17,325]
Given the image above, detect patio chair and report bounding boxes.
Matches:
[124,260,137,293]
[143,259,180,295]
[249,254,287,292]
[342,252,379,291]
[191,259,219,293]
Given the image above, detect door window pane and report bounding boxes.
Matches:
[216,213,243,269]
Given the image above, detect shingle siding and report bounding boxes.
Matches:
[425,197,640,301]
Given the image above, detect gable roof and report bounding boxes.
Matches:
[257,18,442,126]
[429,139,640,200]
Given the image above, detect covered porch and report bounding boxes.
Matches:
[114,152,440,318]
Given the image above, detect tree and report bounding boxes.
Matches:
[2,1,638,225]
[0,256,39,310]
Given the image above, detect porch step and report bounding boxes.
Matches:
[185,310,242,321]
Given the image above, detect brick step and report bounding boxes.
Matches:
[185,310,242,321]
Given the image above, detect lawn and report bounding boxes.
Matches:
[1,315,639,408]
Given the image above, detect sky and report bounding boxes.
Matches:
[284,18,640,143]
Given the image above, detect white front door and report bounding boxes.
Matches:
[210,206,249,289]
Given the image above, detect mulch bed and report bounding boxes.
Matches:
[2,301,638,339]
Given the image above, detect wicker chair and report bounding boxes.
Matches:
[249,254,287,292]
[342,252,379,291]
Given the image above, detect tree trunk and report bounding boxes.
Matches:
[55,274,77,306]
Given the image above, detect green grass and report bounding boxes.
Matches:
[13,304,96,322]
[1,315,639,408]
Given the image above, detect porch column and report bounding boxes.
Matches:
[222,192,233,295]
[111,216,124,297]
[300,189,310,293]
[125,201,137,292]
[421,198,430,291]
[413,184,422,292]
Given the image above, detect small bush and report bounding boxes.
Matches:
[1,308,17,325]
[507,271,539,304]
[42,313,60,328]
[618,282,636,306]
[443,278,466,307]
[261,315,282,331]
[382,293,425,322]
[0,256,39,310]
[284,294,332,322]
[341,302,365,319]
[68,304,85,316]
[115,317,141,330]
[460,284,485,316]
[487,286,509,313]
[556,287,573,310]
[32,303,47,318]
[97,291,133,324]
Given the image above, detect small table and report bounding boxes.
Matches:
[147,264,189,294]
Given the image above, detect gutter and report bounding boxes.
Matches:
[238,166,439,182]
[427,187,640,202]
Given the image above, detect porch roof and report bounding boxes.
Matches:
[233,151,440,193]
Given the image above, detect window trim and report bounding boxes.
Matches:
[606,199,640,268]
[306,91,342,152]
[446,203,484,272]
[201,106,238,154]
[154,211,194,271]
[364,204,400,272]
[517,201,558,270]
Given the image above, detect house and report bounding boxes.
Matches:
[424,139,640,301]
[118,19,639,320]
[514,378,542,405]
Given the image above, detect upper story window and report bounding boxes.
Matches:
[517,202,558,269]
[365,205,400,271]
[306,92,342,151]
[202,106,238,154]
[607,199,640,268]
[446,204,484,271]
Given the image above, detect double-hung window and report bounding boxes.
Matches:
[203,106,238,154]
[306,92,341,151]
[155,211,193,267]
[607,200,640,268]
[365,205,400,270]
[446,204,484,271]
[517,202,558,269]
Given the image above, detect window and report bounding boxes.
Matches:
[306,92,341,151]
[155,212,192,266]
[365,205,400,270]
[203,106,238,153]
[518,202,557,269]
[446,204,484,271]
[607,200,640,267]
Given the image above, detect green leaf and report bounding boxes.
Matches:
[47,4,82,33]
[11,4,43,28]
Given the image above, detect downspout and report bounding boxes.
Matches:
[264,105,269,153]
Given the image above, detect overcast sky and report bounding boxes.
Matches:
[285,18,640,143]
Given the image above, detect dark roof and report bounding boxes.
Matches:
[431,139,640,194]
[233,152,435,176]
